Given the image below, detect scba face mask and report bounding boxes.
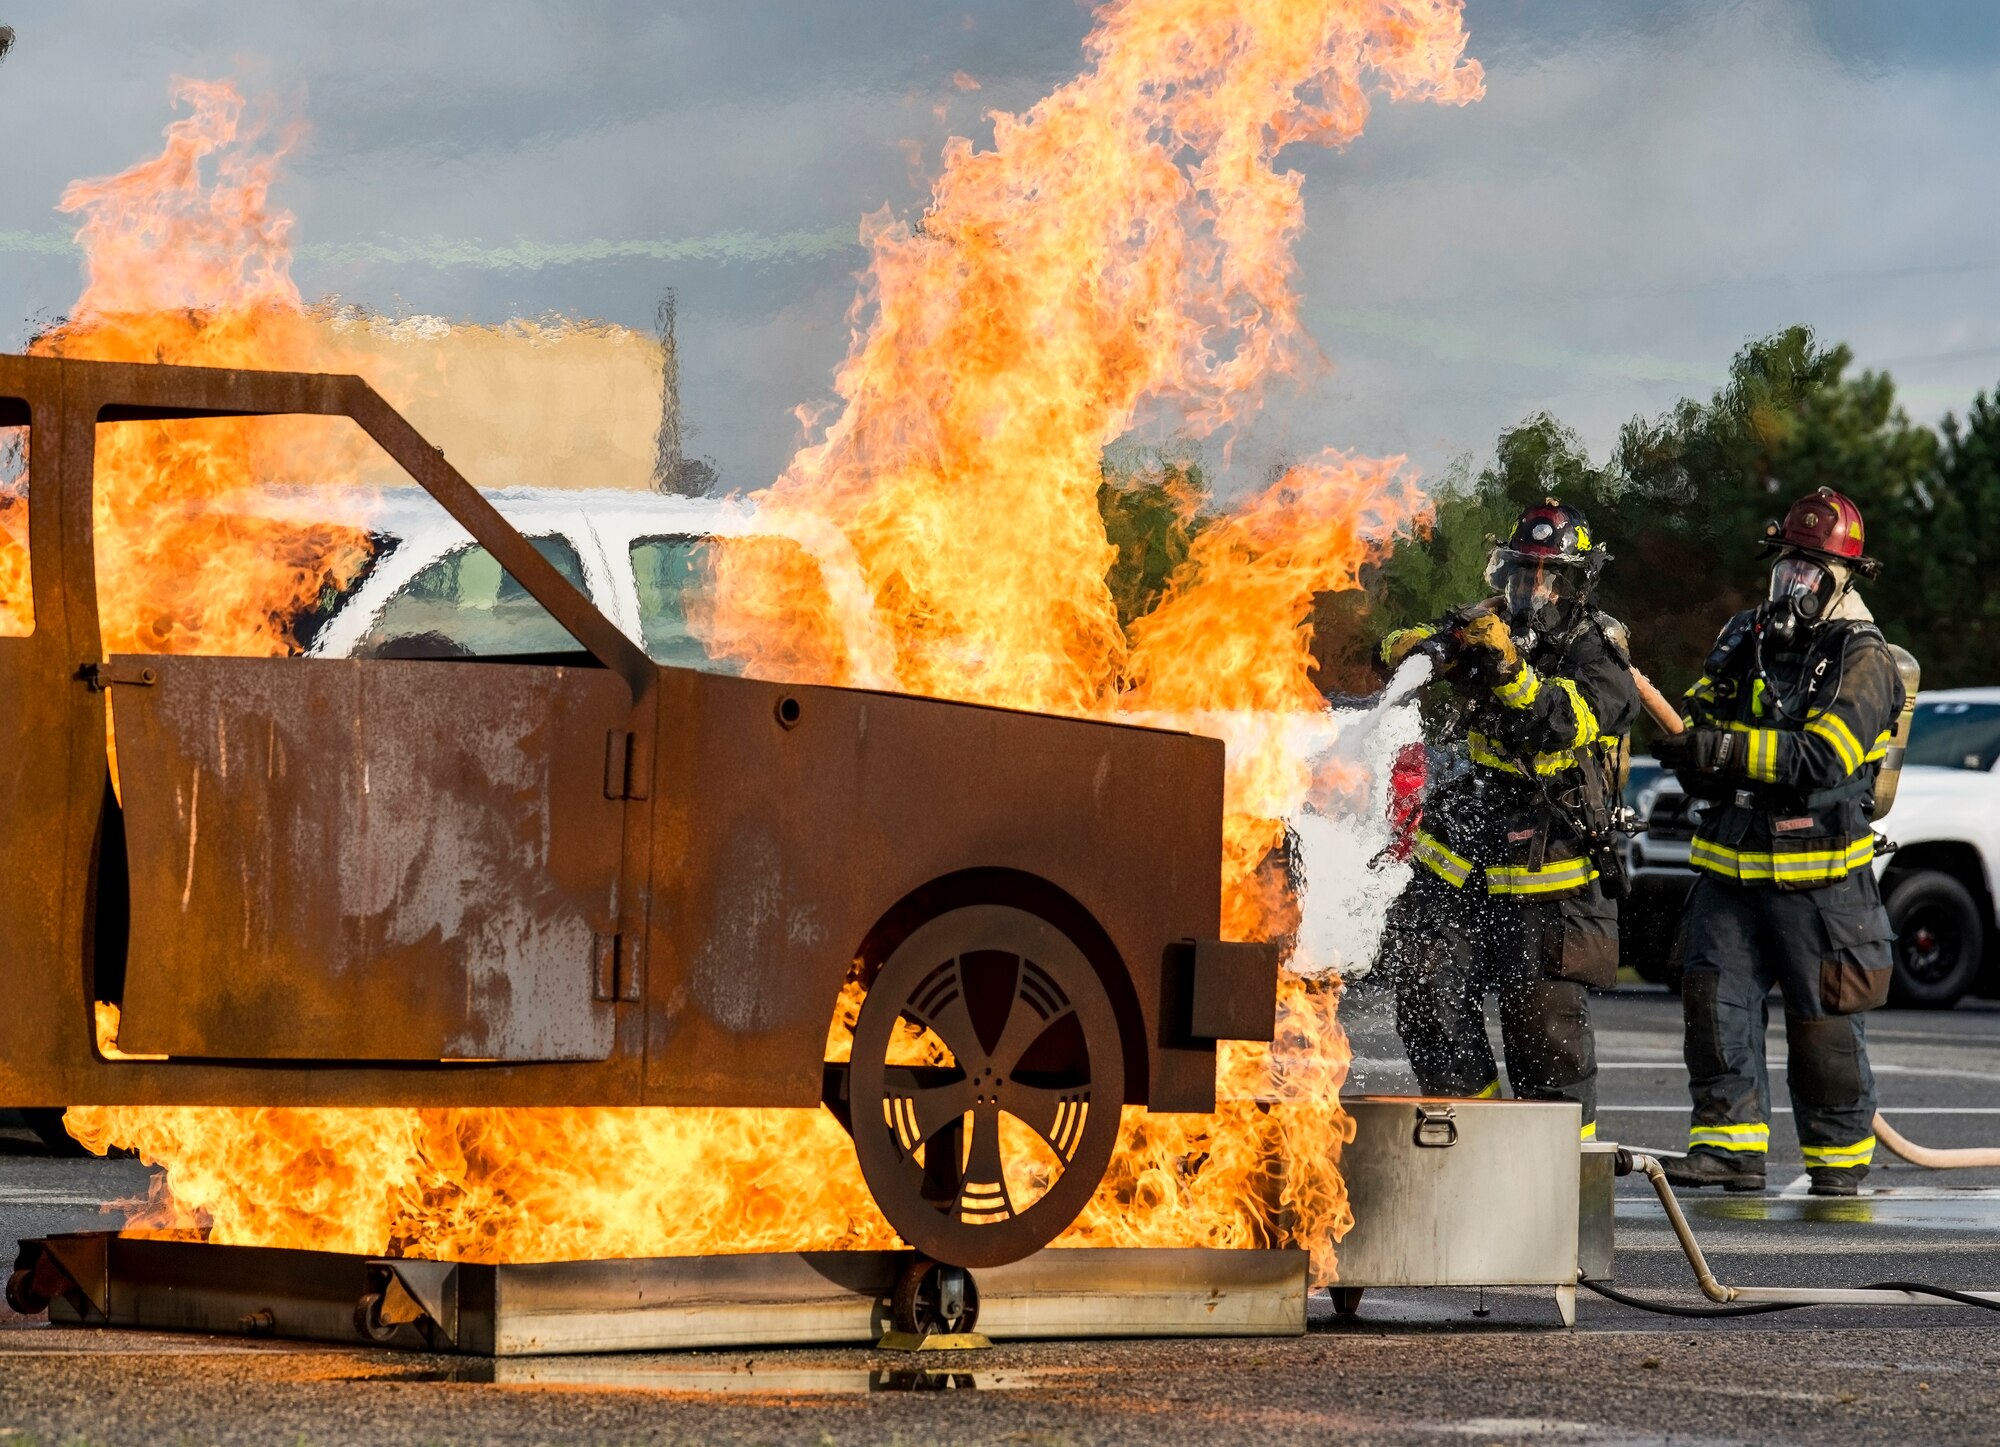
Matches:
[1486,551,1578,631]
[1762,554,1843,643]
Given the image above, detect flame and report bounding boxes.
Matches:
[65,0,1481,1285]
[24,80,377,661]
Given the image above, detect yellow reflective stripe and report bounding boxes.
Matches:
[1716,722,1783,783]
[1750,677,1768,720]
[1806,713,1865,774]
[1487,856,1598,896]
[1553,677,1598,749]
[1685,675,1716,706]
[1493,666,1540,710]
[1749,727,1780,783]
[1468,733,1579,777]
[1865,730,1891,763]
[1689,836,1874,885]
[1474,1079,1501,1099]
[1690,1122,1770,1153]
[1802,1136,1876,1168]
[1580,1121,1597,1141]
[1412,830,1473,889]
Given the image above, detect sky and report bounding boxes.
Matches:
[2,0,1997,499]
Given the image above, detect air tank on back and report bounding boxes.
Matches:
[1870,643,1922,821]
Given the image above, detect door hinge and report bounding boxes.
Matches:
[79,661,158,692]
[603,729,651,800]
[592,932,643,1004]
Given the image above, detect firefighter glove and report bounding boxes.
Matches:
[1653,727,1740,776]
[1379,623,1438,668]
[1455,611,1522,682]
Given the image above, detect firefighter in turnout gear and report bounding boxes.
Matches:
[1657,487,1905,1198]
[1377,502,1641,1138]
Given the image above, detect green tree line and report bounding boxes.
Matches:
[1103,326,2000,722]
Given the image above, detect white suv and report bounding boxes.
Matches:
[1626,688,2000,1007]
[267,486,881,676]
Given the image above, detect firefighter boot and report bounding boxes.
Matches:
[1662,1148,1765,1193]
[1807,1165,1867,1198]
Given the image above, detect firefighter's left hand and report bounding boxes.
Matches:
[1455,611,1522,683]
[1379,624,1438,669]
[1654,727,1740,775]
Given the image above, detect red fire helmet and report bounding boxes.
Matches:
[1760,486,1881,578]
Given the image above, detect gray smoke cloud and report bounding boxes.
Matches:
[0,1,1993,495]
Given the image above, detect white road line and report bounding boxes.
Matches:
[1596,1061,2000,1082]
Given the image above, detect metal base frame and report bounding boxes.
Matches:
[13,1234,1305,1357]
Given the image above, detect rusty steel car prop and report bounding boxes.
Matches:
[0,355,1280,1268]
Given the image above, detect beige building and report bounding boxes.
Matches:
[321,309,670,494]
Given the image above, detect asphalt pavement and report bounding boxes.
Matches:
[4,985,2000,1445]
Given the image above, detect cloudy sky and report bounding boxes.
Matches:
[3,0,1997,497]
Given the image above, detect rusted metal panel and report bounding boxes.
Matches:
[112,656,629,1061]
[0,367,86,1111]
[1187,940,1283,1042]
[0,353,1269,1145]
[641,669,1229,1112]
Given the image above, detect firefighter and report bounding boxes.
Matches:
[1376,501,1640,1139]
[1655,487,1903,1198]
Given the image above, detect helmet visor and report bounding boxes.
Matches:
[1770,554,1835,621]
[1485,549,1576,620]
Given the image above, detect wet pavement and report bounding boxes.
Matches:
[4,986,2000,1444]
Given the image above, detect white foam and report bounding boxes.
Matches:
[1287,654,1433,981]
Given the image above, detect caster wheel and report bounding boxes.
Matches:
[353,1291,398,1344]
[892,1258,981,1336]
[5,1266,49,1315]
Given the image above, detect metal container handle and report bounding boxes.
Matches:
[1412,1104,1458,1148]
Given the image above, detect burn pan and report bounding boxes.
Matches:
[8,1234,1306,1356]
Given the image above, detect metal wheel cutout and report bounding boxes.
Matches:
[850,904,1125,1268]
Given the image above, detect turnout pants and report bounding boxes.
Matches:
[1382,868,1614,1131]
[1678,869,1892,1175]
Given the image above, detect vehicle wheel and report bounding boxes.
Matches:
[1620,897,1681,988]
[1886,870,1985,1009]
[849,904,1124,1269]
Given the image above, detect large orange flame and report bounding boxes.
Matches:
[27,79,376,660]
[63,0,1481,1286]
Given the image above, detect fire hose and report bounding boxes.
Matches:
[1577,1150,2000,1317]
[1630,667,1684,737]
[1871,1112,2000,1168]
